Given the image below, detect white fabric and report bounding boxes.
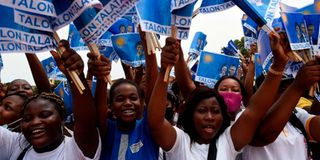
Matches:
[0,127,101,160]
[165,126,240,160]
[242,107,314,160]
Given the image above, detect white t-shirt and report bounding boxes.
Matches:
[165,126,241,160]
[0,127,101,160]
[242,107,314,160]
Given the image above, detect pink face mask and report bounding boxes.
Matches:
[219,92,242,113]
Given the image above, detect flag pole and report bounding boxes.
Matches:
[53,32,85,94]
[164,15,177,82]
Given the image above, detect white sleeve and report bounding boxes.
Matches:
[294,107,315,128]
[216,126,242,160]
[165,126,189,160]
[66,130,102,160]
[0,127,22,159]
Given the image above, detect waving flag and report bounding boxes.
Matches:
[200,0,235,13]
[189,32,207,55]
[41,56,66,81]
[108,18,135,34]
[111,33,145,67]
[242,14,258,35]
[281,12,310,50]
[254,53,263,78]
[232,0,279,32]
[78,0,138,43]
[68,23,88,51]
[195,51,240,88]
[242,15,257,50]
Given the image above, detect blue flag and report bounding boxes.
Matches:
[242,15,258,50]
[232,0,279,30]
[78,0,138,43]
[195,51,240,88]
[281,12,310,50]
[54,81,73,118]
[257,29,271,66]
[41,56,66,81]
[227,40,239,55]
[254,53,263,78]
[200,0,235,13]
[242,14,258,35]
[279,2,298,12]
[111,33,145,67]
[303,14,320,45]
[189,32,207,55]
[68,23,88,51]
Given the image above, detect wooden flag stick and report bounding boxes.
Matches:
[87,43,113,85]
[53,32,85,94]
[145,33,153,55]
[164,22,177,82]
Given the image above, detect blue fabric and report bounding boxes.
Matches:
[100,115,159,160]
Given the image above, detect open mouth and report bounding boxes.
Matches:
[122,109,136,116]
[31,128,46,138]
[203,125,215,134]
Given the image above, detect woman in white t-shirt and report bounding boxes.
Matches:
[0,41,101,160]
[242,62,320,160]
[147,32,290,160]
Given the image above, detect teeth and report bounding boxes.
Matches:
[123,110,135,115]
[32,129,44,134]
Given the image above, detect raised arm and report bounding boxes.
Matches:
[87,53,111,138]
[250,60,320,145]
[148,37,179,150]
[51,41,99,158]
[174,43,196,99]
[230,31,289,150]
[25,53,51,93]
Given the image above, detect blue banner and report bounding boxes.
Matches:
[242,14,258,35]
[227,40,239,55]
[0,40,56,53]
[195,51,240,88]
[200,0,235,13]
[54,81,73,118]
[281,12,310,50]
[111,33,145,67]
[189,32,207,55]
[78,0,138,43]
[233,0,279,27]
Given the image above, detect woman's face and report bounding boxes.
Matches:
[7,80,33,97]
[217,78,241,94]
[0,95,24,125]
[193,97,223,144]
[111,83,141,124]
[21,99,63,149]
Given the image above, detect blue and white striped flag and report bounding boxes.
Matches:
[195,51,240,88]
[111,33,145,67]
[200,0,235,13]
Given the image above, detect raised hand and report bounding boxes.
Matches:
[161,37,180,71]
[292,59,320,91]
[87,53,111,80]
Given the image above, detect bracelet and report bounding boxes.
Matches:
[268,67,283,76]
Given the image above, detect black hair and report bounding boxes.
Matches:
[23,92,66,119]
[214,75,247,100]
[181,86,230,159]
[109,79,142,105]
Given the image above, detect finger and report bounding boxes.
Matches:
[61,48,77,62]
[165,37,177,46]
[58,40,70,49]
[87,52,99,60]
[50,50,62,65]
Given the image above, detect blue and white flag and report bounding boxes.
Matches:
[0,41,56,53]
[279,2,298,12]
[227,40,239,55]
[68,23,88,51]
[78,0,138,43]
[98,31,119,62]
[195,51,240,88]
[242,25,257,50]
[111,33,145,67]
[54,81,73,117]
[281,12,310,50]
[41,56,66,81]
[232,0,279,30]
[189,32,207,56]
[254,53,263,78]
[242,14,258,35]
[0,4,56,47]
[200,0,235,14]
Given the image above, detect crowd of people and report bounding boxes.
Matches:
[0,29,319,160]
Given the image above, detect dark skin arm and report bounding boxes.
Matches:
[25,53,51,93]
[50,41,99,158]
[250,61,320,146]
[87,53,111,139]
[148,38,179,150]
